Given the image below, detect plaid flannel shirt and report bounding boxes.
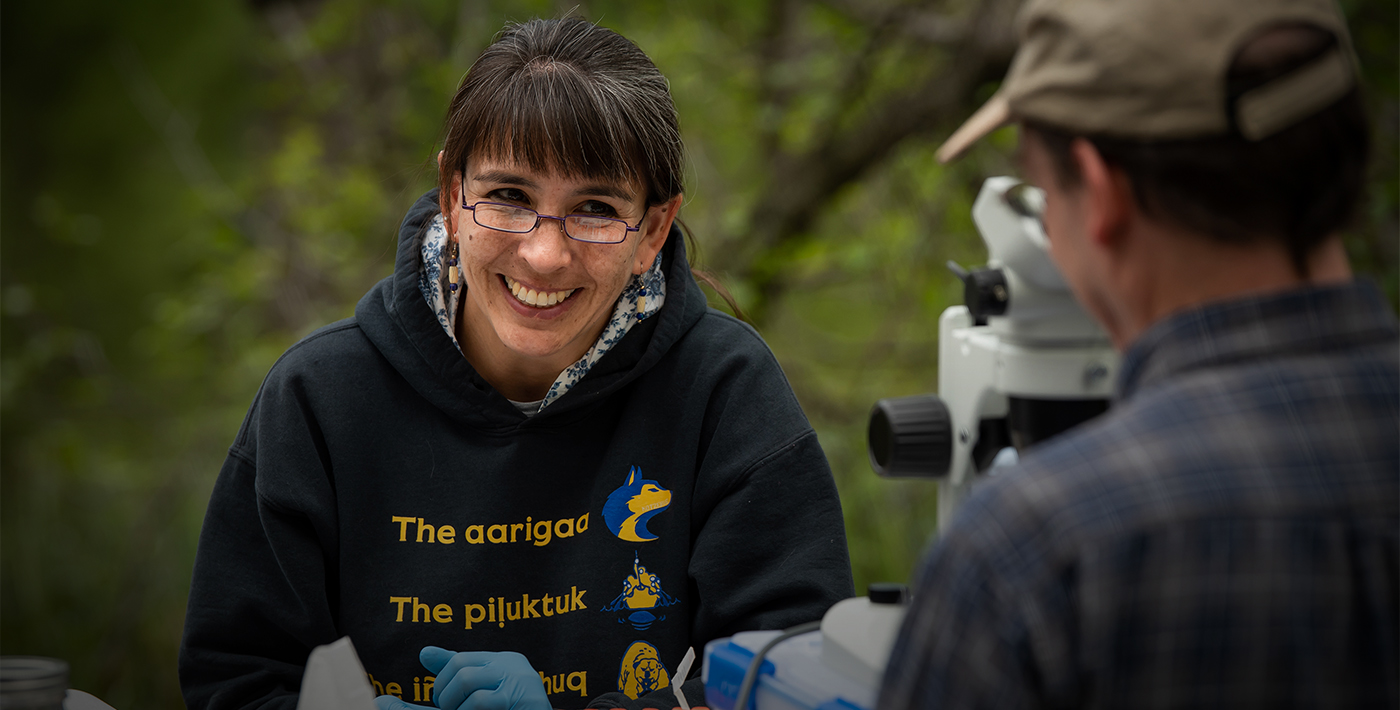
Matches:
[879,280,1399,709]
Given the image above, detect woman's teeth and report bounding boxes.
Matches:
[504,275,576,308]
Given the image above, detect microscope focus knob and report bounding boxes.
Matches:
[947,261,1009,323]
[868,394,953,478]
[964,267,1009,321]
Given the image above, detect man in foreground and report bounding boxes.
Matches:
[880,0,1398,706]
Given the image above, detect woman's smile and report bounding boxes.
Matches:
[500,274,580,319]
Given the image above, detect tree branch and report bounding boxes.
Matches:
[733,0,1019,325]
[757,0,802,161]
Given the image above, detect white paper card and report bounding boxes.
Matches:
[296,636,379,710]
[672,646,695,710]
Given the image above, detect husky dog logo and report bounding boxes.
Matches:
[602,552,678,630]
[617,640,670,699]
[603,466,671,542]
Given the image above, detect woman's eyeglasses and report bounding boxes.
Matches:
[461,194,640,245]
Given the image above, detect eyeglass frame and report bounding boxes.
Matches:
[459,183,642,245]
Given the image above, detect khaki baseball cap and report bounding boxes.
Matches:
[936,0,1357,163]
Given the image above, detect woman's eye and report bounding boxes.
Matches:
[489,188,530,205]
[576,200,619,217]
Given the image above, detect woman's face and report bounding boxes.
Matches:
[448,155,679,378]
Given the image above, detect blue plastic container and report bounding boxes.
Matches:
[701,631,874,710]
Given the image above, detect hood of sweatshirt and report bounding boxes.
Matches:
[355,189,709,432]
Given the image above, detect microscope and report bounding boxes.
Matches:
[867,175,1118,526]
[703,177,1118,710]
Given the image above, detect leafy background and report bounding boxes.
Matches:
[2,0,1395,705]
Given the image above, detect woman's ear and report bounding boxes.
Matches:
[441,169,461,236]
[634,194,683,275]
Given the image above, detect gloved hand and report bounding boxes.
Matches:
[374,647,552,710]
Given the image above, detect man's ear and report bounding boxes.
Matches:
[1071,138,1132,249]
[634,194,683,275]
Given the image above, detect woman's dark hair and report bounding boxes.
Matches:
[1024,24,1369,278]
[437,17,683,216]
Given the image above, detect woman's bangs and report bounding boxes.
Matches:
[466,67,645,189]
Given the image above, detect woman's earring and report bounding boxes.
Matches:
[448,239,461,292]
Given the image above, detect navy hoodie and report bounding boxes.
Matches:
[179,191,854,709]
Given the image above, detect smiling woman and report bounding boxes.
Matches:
[177,15,853,710]
[433,21,685,404]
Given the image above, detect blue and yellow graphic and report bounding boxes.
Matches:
[603,466,671,542]
[602,552,678,630]
[617,640,670,700]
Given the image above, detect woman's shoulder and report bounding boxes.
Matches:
[656,306,805,410]
[258,317,388,391]
[232,317,397,449]
[674,307,776,361]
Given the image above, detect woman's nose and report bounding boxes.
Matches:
[517,217,572,272]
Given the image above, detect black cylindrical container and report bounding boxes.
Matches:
[0,657,68,710]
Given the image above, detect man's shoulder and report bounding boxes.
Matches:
[940,413,1143,581]
[949,357,1399,580]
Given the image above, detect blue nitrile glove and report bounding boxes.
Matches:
[375,647,552,710]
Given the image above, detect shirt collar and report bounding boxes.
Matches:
[1116,280,1397,401]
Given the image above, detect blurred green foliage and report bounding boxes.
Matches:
[2,0,1395,705]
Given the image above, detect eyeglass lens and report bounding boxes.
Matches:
[472,203,627,243]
